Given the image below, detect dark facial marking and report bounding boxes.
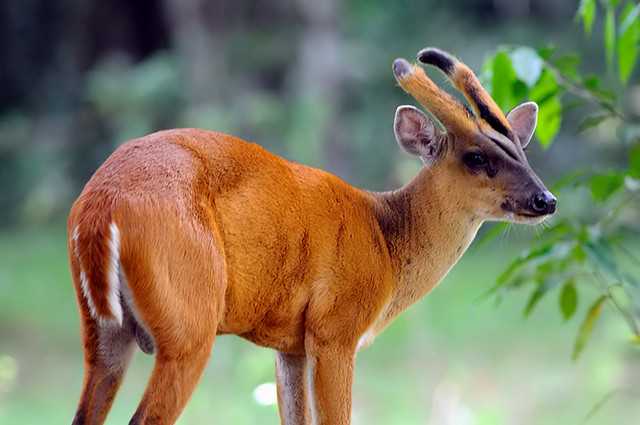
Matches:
[486,161,498,178]
[462,150,500,178]
[501,199,514,212]
[466,86,511,138]
[488,136,519,162]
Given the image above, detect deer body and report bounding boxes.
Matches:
[69,48,556,425]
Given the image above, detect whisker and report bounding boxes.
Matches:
[534,224,542,238]
[503,222,513,240]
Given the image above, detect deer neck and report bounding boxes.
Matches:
[373,165,483,322]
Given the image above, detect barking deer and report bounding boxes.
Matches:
[68,48,556,425]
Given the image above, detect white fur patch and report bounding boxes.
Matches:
[72,226,80,246]
[79,269,98,318]
[107,222,123,326]
[357,330,375,352]
[73,224,123,327]
[74,226,98,318]
[357,304,389,352]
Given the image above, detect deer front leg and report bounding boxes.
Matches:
[276,352,310,425]
[305,336,355,425]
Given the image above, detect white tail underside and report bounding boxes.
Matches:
[73,223,123,326]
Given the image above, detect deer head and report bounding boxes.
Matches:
[392,48,556,224]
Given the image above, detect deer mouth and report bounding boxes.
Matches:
[501,199,552,224]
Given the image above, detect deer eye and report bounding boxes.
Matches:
[462,151,487,170]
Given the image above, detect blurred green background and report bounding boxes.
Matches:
[1,1,639,424]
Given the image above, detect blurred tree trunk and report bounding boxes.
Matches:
[163,0,229,104]
[287,0,350,178]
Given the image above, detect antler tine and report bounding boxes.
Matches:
[417,48,514,140]
[392,58,476,135]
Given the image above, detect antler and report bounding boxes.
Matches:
[392,58,477,135]
[417,48,514,139]
[393,48,516,142]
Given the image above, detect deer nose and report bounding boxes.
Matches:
[530,191,557,215]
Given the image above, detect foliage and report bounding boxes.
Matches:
[483,0,640,360]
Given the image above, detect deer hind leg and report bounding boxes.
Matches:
[128,338,215,425]
[125,297,218,425]
[72,299,138,425]
[276,352,310,425]
[122,233,225,424]
[127,282,218,425]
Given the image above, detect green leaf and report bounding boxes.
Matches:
[488,244,555,293]
[529,69,560,101]
[604,6,616,70]
[571,244,587,263]
[583,390,620,423]
[529,70,561,147]
[573,295,607,361]
[583,75,617,102]
[511,80,529,102]
[583,238,625,282]
[618,3,640,83]
[553,54,581,80]
[524,283,548,317]
[560,280,578,320]
[537,44,556,60]
[584,74,601,90]
[589,172,625,202]
[620,3,640,33]
[492,51,517,110]
[630,144,640,178]
[577,113,611,133]
[510,47,544,87]
[606,283,640,335]
[577,0,597,35]
[536,95,562,148]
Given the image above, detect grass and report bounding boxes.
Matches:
[0,224,638,424]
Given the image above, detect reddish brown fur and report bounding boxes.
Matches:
[67,123,493,424]
[69,129,400,424]
[68,52,551,424]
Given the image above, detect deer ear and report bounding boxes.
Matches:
[507,101,538,149]
[394,105,444,163]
